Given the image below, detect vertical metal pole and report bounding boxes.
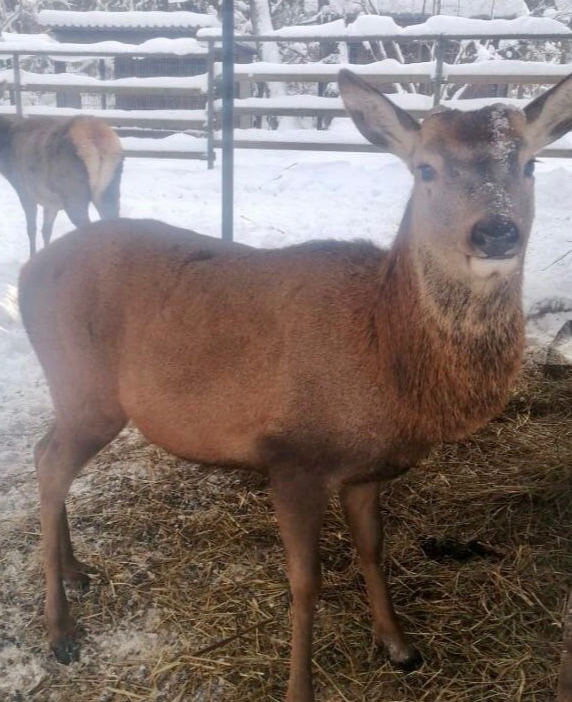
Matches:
[206,39,215,170]
[13,53,23,117]
[221,0,234,241]
[433,38,445,108]
[99,59,107,110]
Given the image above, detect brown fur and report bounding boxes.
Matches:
[0,114,123,258]
[18,71,572,702]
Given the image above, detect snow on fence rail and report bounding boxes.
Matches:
[202,27,572,159]
[4,22,572,161]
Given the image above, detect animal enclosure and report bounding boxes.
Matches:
[4,18,572,163]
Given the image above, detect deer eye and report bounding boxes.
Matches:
[524,159,536,177]
[417,164,437,182]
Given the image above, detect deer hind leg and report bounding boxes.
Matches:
[270,468,329,702]
[340,481,420,670]
[41,206,58,250]
[35,410,126,664]
[59,504,98,590]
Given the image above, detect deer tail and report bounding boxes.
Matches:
[68,118,123,208]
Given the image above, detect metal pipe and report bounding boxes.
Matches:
[206,40,215,170]
[221,0,234,242]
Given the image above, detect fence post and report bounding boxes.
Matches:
[432,38,446,108]
[13,53,23,117]
[206,39,215,170]
[221,0,234,242]
[99,59,107,110]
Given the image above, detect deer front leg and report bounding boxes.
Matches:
[18,193,37,257]
[340,481,421,670]
[270,468,329,702]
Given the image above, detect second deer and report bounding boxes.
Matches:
[0,82,123,257]
[19,70,572,702]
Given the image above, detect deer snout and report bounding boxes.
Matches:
[470,217,520,259]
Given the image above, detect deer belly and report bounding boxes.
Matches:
[120,381,271,468]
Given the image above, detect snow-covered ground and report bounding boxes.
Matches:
[0,148,571,695]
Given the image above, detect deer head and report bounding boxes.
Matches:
[338,70,572,290]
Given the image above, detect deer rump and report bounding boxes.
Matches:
[13,116,122,219]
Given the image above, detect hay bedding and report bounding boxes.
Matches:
[1,361,572,702]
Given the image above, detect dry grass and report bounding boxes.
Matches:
[2,360,572,702]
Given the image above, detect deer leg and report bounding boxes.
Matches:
[35,415,124,664]
[60,505,97,590]
[41,206,58,249]
[340,481,420,669]
[270,469,328,702]
[35,425,95,592]
[18,195,37,257]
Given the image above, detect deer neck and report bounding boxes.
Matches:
[375,201,525,444]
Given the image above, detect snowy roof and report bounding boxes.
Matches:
[38,10,219,31]
[0,32,209,56]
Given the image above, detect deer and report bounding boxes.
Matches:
[18,69,572,702]
[0,82,123,258]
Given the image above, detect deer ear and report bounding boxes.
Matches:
[338,69,420,166]
[525,72,572,152]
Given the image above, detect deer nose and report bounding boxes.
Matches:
[470,217,520,258]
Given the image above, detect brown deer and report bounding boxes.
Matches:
[18,70,572,702]
[0,82,123,257]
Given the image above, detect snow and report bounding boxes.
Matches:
[225,58,572,81]
[38,10,219,30]
[401,15,572,36]
[121,133,207,153]
[265,14,571,39]
[372,0,527,18]
[0,32,209,57]
[0,68,207,92]
[0,105,205,124]
[228,59,436,79]
[1,146,572,695]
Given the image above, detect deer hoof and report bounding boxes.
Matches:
[377,641,423,672]
[64,571,91,593]
[394,647,423,673]
[63,560,99,592]
[52,635,80,665]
